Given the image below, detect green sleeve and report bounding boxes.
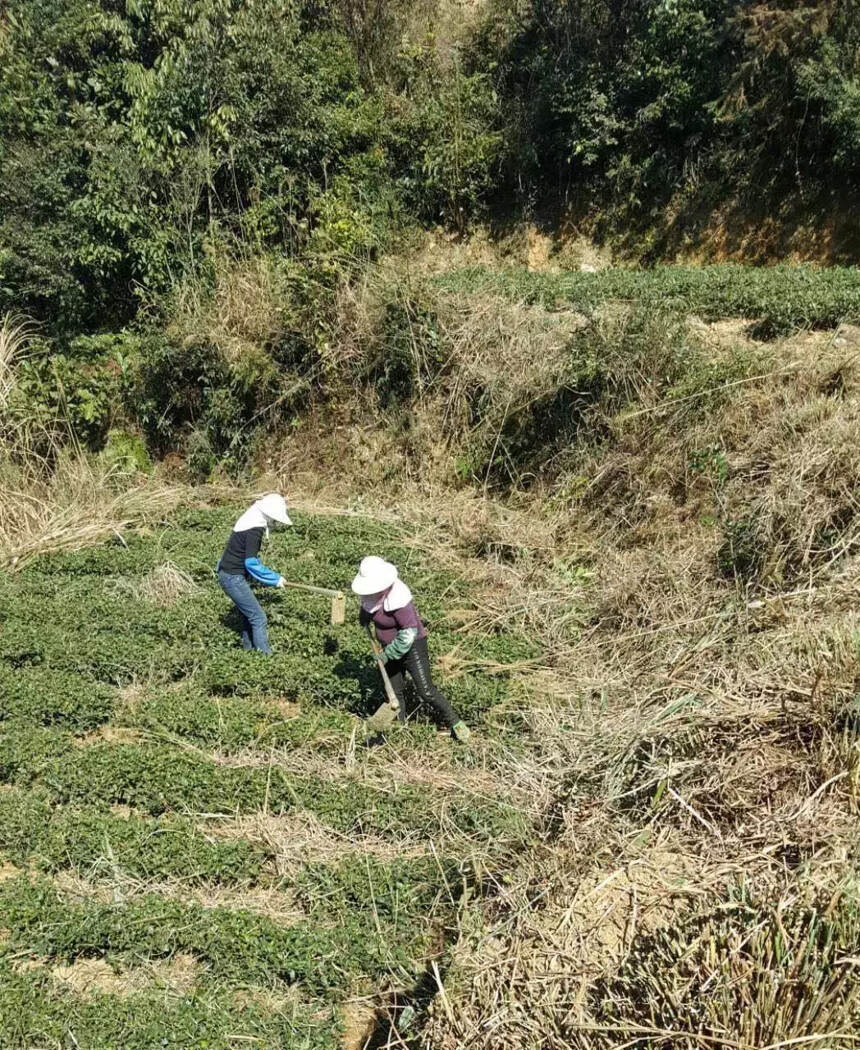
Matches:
[383,627,418,662]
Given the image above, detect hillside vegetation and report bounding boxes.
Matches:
[3,274,860,1047]
[2,0,860,479]
[3,1,860,1047]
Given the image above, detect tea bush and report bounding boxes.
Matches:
[0,503,531,1039]
[437,265,860,336]
[0,716,521,840]
[0,666,115,730]
[295,854,462,924]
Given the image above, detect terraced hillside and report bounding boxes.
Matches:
[0,507,536,1048]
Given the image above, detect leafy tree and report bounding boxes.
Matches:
[471,0,860,231]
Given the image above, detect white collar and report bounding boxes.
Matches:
[366,579,413,613]
[233,506,269,536]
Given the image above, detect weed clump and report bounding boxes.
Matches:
[584,896,860,1047]
[717,517,764,580]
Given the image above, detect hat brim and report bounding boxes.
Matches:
[351,570,397,595]
[270,510,292,525]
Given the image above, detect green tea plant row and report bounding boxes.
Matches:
[0,787,461,924]
[0,957,339,1050]
[1,667,358,749]
[122,688,357,751]
[0,665,115,731]
[0,788,266,883]
[0,874,423,996]
[437,264,860,336]
[0,730,523,840]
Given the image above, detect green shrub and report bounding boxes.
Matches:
[0,789,266,883]
[389,46,504,231]
[472,0,860,248]
[0,957,340,1050]
[8,334,137,449]
[100,429,152,475]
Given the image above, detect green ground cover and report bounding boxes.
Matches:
[0,958,338,1050]
[0,506,531,1047]
[437,264,860,336]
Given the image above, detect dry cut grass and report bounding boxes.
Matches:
[0,454,189,571]
[300,319,860,1049]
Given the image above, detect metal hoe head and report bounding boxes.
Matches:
[330,592,346,626]
[366,699,399,732]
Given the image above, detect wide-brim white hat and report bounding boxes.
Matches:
[255,493,292,525]
[351,556,398,595]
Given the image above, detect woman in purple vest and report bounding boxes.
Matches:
[352,556,471,742]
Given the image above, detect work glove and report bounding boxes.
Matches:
[276,577,286,588]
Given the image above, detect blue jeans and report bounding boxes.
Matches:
[217,570,272,654]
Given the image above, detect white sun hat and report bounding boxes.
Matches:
[255,492,292,526]
[351,556,398,595]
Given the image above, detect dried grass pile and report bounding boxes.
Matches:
[410,320,860,1050]
[135,561,198,606]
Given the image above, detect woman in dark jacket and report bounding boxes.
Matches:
[217,493,291,654]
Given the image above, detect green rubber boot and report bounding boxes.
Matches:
[451,721,472,744]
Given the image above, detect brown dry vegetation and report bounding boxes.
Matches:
[409,330,860,1047]
[267,286,860,1046]
[47,954,200,998]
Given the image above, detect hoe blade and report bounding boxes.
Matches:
[330,592,346,626]
[366,701,398,732]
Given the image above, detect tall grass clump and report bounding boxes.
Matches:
[0,312,32,412]
[583,895,860,1048]
[312,268,721,492]
[0,315,188,569]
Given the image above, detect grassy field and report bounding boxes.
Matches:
[4,259,860,1049]
[435,263,860,337]
[0,506,535,1048]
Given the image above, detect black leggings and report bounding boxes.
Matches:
[385,636,460,729]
